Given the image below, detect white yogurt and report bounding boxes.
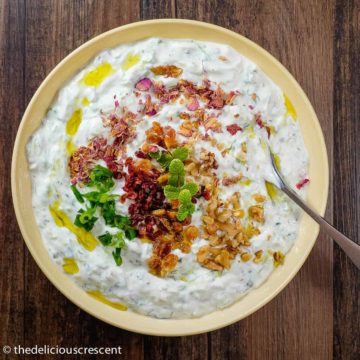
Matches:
[27,38,309,318]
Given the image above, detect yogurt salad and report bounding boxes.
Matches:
[27,38,310,319]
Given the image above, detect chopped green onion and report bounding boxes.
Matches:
[71,185,84,203]
[124,227,137,240]
[74,208,98,231]
[88,165,115,192]
[112,232,125,248]
[112,248,122,266]
[98,232,113,246]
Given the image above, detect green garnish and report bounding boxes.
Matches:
[158,152,173,169]
[112,248,122,266]
[112,232,125,248]
[74,207,98,231]
[163,185,180,199]
[172,146,189,161]
[124,227,137,240]
[71,185,84,203]
[178,189,192,203]
[176,202,195,221]
[149,151,162,160]
[176,204,189,221]
[97,231,128,266]
[159,153,200,221]
[149,146,189,170]
[176,193,196,221]
[169,159,184,175]
[82,191,116,204]
[98,232,113,246]
[70,165,137,257]
[101,199,116,225]
[114,214,131,229]
[88,165,115,192]
[181,182,199,195]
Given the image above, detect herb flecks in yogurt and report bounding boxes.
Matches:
[28,38,310,318]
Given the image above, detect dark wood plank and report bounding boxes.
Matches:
[177,1,334,359]
[23,1,142,359]
[141,0,176,19]
[0,0,25,358]
[333,0,360,358]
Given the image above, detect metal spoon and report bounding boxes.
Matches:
[269,149,360,269]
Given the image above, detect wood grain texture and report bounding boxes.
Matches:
[333,0,360,358]
[0,0,25,354]
[0,0,358,359]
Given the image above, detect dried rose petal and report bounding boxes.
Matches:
[204,117,222,132]
[255,113,264,128]
[208,86,225,109]
[296,178,310,189]
[164,127,177,149]
[144,95,157,116]
[146,109,157,116]
[135,78,152,91]
[226,124,242,135]
[225,91,237,105]
[186,97,199,111]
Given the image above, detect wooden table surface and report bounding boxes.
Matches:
[0,1,359,359]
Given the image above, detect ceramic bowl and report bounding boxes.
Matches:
[11,19,329,336]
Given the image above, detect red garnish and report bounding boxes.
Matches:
[68,137,107,184]
[122,158,167,240]
[225,91,237,105]
[255,113,264,128]
[153,81,179,103]
[135,150,147,159]
[135,78,152,91]
[208,86,225,109]
[144,95,157,116]
[296,178,310,189]
[226,124,242,135]
[186,97,199,111]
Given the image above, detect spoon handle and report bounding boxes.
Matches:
[282,186,360,269]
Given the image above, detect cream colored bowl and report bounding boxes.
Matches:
[11,19,328,336]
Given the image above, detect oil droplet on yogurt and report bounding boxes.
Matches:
[87,290,128,311]
[63,257,79,274]
[81,62,113,87]
[49,200,98,251]
[66,109,82,136]
[284,94,297,120]
[121,53,140,70]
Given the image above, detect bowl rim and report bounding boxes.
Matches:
[11,18,329,336]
